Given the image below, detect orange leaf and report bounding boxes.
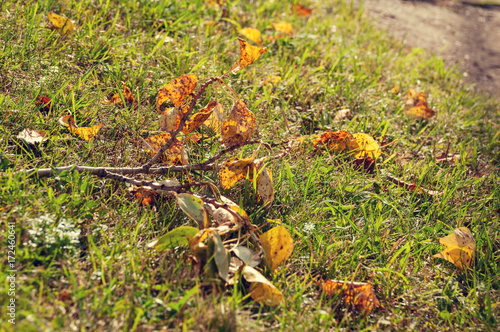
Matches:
[238,27,263,45]
[35,96,51,113]
[405,88,436,119]
[313,130,352,152]
[322,280,380,313]
[156,74,197,112]
[143,133,188,165]
[58,115,103,141]
[101,83,138,109]
[236,38,267,71]
[182,101,217,134]
[271,22,293,34]
[220,100,256,147]
[130,187,157,206]
[292,4,312,17]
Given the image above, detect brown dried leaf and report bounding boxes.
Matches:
[405,88,436,119]
[17,129,48,145]
[101,83,138,109]
[322,280,380,313]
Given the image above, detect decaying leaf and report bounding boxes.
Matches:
[242,266,284,306]
[238,27,263,45]
[260,225,294,272]
[271,22,293,34]
[321,280,381,313]
[313,130,352,152]
[154,226,199,250]
[219,152,257,189]
[143,133,188,165]
[236,38,267,71]
[220,100,256,147]
[156,74,197,112]
[433,227,475,270]
[130,186,157,206]
[48,12,76,35]
[352,157,376,173]
[183,101,217,134]
[17,129,48,145]
[176,193,208,229]
[159,107,182,132]
[405,88,436,119]
[204,102,225,133]
[35,96,51,113]
[257,167,274,204]
[347,133,381,159]
[58,115,103,141]
[292,4,312,17]
[101,83,138,109]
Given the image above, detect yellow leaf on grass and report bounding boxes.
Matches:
[271,22,293,34]
[433,227,475,270]
[48,12,76,35]
[183,101,217,134]
[262,76,282,85]
[242,266,284,306]
[347,133,381,159]
[58,115,103,141]
[101,83,138,109]
[257,167,274,204]
[322,280,381,313]
[219,154,257,190]
[220,100,256,147]
[143,133,188,165]
[238,28,263,45]
[405,88,436,119]
[204,102,225,134]
[156,74,197,112]
[260,225,294,272]
[236,38,267,71]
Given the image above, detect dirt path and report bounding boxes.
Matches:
[356,0,500,98]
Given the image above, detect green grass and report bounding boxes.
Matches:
[1,0,499,330]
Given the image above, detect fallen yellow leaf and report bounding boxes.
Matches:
[156,74,197,112]
[48,12,76,35]
[238,27,263,45]
[220,100,256,147]
[260,225,294,272]
[433,227,475,270]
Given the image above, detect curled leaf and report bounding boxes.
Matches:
[322,280,380,313]
[405,88,435,119]
[236,38,267,71]
[433,227,475,270]
[242,266,284,306]
[238,28,263,45]
[48,12,76,35]
[220,100,256,147]
[260,225,294,272]
[156,74,197,112]
[58,115,103,141]
[35,96,51,113]
[257,167,274,205]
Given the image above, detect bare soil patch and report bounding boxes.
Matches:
[357,0,500,97]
